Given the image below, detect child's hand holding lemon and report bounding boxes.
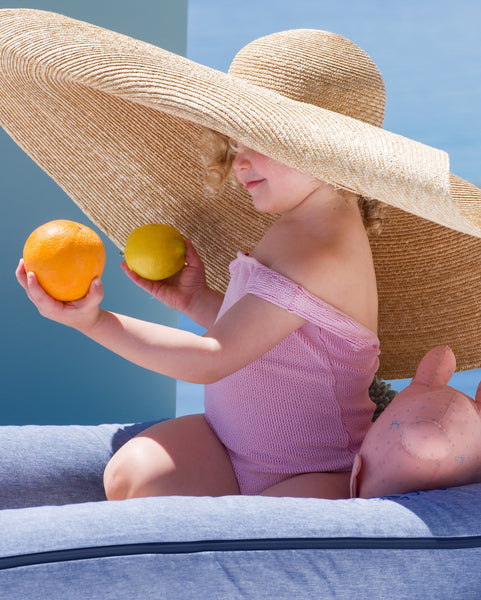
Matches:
[122,225,210,317]
[124,224,187,281]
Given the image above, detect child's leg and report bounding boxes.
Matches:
[259,472,351,499]
[103,414,240,499]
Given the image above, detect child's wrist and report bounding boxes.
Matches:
[185,287,223,328]
[75,307,105,337]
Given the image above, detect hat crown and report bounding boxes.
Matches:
[228,29,385,127]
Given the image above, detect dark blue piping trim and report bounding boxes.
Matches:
[1,536,481,570]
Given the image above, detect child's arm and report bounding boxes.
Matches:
[120,238,223,329]
[16,260,305,385]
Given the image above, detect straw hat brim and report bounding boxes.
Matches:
[1,9,480,378]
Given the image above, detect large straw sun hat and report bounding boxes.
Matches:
[0,9,480,379]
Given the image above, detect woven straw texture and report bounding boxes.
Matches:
[0,9,481,378]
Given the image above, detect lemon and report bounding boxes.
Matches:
[124,224,187,280]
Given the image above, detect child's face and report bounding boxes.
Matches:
[231,142,322,214]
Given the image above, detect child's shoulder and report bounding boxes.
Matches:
[251,208,378,331]
[267,230,377,332]
[261,232,346,294]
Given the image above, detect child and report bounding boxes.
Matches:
[6,16,481,501]
[16,134,380,499]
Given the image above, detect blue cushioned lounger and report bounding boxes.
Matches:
[0,424,480,599]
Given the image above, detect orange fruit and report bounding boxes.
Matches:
[23,219,106,301]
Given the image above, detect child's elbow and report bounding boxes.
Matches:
[186,340,233,385]
[192,366,228,385]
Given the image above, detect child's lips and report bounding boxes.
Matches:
[245,179,264,191]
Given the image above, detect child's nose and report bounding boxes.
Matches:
[232,148,251,172]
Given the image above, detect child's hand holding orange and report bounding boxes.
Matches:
[17,219,106,330]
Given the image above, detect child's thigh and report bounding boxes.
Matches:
[260,471,351,499]
[104,414,240,498]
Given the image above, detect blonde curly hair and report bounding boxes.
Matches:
[200,129,384,237]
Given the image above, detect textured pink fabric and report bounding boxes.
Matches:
[205,253,380,494]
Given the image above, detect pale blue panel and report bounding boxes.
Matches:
[0,0,188,424]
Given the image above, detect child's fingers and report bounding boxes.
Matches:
[120,260,156,294]
[25,271,62,315]
[120,259,142,283]
[15,258,28,290]
[184,238,201,267]
[56,277,104,311]
[16,262,50,308]
[82,277,104,306]
[120,259,139,281]
[26,271,47,300]
[121,260,142,285]
[16,262,50,312]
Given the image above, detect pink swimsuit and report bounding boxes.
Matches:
[204,253,380,495]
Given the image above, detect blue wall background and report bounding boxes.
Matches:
[0,0,188,424]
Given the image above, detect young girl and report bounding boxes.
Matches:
[16,131,381,500]
[3,11,481,510]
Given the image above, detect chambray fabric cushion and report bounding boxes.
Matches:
[0,423,480,599]
[0,423,153,509]
[0,486,480,599]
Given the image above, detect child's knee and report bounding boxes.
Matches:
[103,452,130,501]
[103,441,154,501]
